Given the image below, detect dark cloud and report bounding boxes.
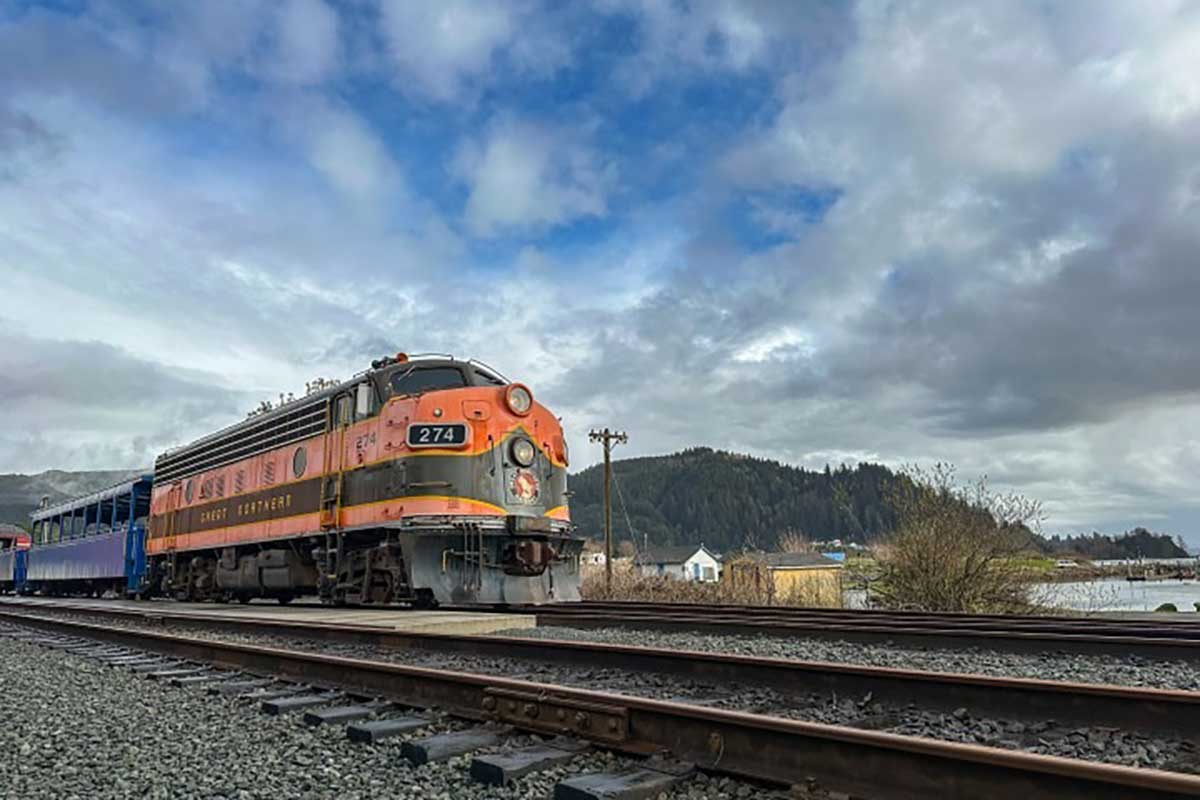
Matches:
[0,328,247,471]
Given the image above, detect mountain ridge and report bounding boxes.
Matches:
[0,469,146,528]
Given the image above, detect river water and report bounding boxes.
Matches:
[845,577,1200,612]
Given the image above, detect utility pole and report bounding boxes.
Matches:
[588,427,628,593]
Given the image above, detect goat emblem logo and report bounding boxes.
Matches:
[511,470,540,503]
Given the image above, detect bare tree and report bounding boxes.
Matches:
[873,464,1044,613]
[777,528,812,553]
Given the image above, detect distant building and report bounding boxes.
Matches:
[580,551,607,566]
[726,551,844,606]
[634,544,721,582]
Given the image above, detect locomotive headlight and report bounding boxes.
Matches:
[505,384,533,416]
[510,437,537,467]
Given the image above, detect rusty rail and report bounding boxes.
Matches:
[1,609,1198,799]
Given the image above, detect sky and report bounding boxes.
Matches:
[1,1,1199,542]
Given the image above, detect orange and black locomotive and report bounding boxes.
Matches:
[145,354,582,605]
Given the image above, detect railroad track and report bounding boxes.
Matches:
[508,600,1200,659]
[2,601,1199,798]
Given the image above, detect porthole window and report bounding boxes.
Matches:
[293,446,307,478]
[185,480,194,504]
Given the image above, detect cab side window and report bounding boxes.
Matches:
[335,395,352,426]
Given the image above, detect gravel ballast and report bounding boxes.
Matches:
[5,611,1197,775]
[0,627,781,800]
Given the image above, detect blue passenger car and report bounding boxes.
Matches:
[0,525,31,593]
[25,474,152,596]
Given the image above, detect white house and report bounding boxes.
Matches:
[580,551,607,566]
[633,544,722,582]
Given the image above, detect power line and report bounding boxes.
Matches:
[610,467,640,548]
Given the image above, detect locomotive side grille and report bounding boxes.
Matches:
[234,470,245,494]
[154,398,328,483]
[263,461,276,485]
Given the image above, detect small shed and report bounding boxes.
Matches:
[634,544,721,582]
[726,551,844,606]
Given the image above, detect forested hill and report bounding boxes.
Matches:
[0,470,143,529]
[568,447,901,553]
[1045,528,1188,559]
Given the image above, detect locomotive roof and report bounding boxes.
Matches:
[153,355,508,474]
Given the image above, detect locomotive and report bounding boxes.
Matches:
[9,355,583,605]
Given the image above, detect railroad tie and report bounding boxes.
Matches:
[303,701,390,727]
[470,738,590,786]
[126,659,179,672]
[400,727,508,765]
[207,678,275,696]
[104,655,166,667]
[261,691,341,716]
[345,715,431,743]
[144,666,208,681]
[171,671,239,687]
[554,759,695,800]
[237,684,312,702]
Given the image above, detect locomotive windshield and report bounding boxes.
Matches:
[473,368,505,386]
[390,366,467,396]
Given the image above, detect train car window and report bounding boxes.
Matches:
[355,382,372,419]
[335,395,351,426]
[390,367,467,396]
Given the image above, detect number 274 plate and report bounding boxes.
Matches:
[407,423,469,448]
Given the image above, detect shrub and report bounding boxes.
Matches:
[870,464,1043,614]
[1156,603,1178,612]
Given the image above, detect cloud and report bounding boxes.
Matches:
[264,0,341,86]
[599,0,852,95]
[453,117,615,236]
[376,0,566,101]
[278,97,404,205]
[0,327,247,471]
[3,0,1200,544]
[529,1,1200,538]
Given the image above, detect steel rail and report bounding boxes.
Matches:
[511,604,1200,660]
[543,600,1200,626]
[2,600,1199,740]
[522,600,1200,637]
[2,609,1198,800]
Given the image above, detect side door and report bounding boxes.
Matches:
[320,390,354,528]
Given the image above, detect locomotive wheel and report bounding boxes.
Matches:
[276,594,294,605]
[237,595,252,605]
